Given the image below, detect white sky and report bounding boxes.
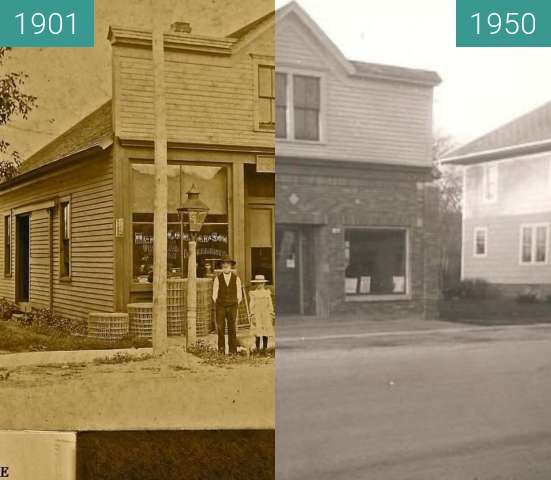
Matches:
[277,0,551,145]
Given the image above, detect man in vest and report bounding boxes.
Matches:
[212,256,242,354]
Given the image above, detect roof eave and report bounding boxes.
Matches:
[443,138,551,165]
[0,137,113,193]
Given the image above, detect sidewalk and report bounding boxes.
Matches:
[277,315,551,342]
[0,346,153,369]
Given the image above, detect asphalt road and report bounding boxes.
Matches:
[277,324,551,480]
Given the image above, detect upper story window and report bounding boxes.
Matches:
[276,71,322,142]
[473,227,487,257]
[482,163,498,203]
[275,73,287,139]
[520,224,548,265]
[257,65,275,131]
[293,75,320,141]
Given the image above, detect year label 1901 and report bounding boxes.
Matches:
[15,12,76,36]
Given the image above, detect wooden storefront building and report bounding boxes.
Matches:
[0,13,275,322]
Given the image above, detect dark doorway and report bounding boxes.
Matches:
[16,215,30,303]
[276,225,315,315]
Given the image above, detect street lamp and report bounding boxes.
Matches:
[178,184,209,348]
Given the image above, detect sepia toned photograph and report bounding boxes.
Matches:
[0,0,275,436]
[275,1,551,479]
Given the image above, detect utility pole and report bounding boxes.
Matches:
[151,5,168,355]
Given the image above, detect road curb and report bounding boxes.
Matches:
[277,322,551,344]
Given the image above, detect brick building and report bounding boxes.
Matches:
[275,2,441,319]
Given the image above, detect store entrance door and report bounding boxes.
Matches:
[275,225,315,316]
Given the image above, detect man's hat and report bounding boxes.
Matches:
[217,255,236,266]
[251,274,268,283]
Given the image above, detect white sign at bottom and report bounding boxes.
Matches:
[0,431,76,480]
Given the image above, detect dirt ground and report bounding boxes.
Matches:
[0,346,274,431]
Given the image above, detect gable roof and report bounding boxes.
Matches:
[228,10,274,39]
[21,100,113,174]
[444,100,551,164]
[276,1,441,86]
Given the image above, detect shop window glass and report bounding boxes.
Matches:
[344,228,407,296]
[132,164,229,282]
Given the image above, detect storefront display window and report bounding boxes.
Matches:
[132,164,229,282]
[344,228,407,297]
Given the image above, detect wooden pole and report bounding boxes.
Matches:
[152,12,168,355]
[186,238,197,348]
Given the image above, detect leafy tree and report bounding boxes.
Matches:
[0,47,37,180]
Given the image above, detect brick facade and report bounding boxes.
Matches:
[276,157,441,320]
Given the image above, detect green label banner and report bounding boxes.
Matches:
[457,0,551,47]
[0,0,94,47]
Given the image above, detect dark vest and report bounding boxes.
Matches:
[217,272,238,306]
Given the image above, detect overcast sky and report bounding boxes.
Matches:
[278,0,551,145]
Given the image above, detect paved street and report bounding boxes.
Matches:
[277,321,551,480]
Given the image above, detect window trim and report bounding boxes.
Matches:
[252,54,275,133]
[519,223,549,266]
[343,226,411,302]
[59,197,72,281]
[482,163,498,204]
[4,213,11,278]
[275,67,326,144]
[473,227,488,258]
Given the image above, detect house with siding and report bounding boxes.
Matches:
[0,11,275,323]
[444,100,551,298]
[275,2,442,319]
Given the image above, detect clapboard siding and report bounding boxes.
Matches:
[463,213,551,284]
[0,152,114,322]
[276,13,433,167]
[464,153,551,220]
[113,26,275,149]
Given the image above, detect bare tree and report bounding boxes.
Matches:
[433,132,462,293]
[0,48,37,180]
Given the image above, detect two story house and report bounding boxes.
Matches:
[445,100,551,298]
[275,2,441,319]
[0,10,275,323]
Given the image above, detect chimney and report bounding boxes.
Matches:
[171,22,192,34]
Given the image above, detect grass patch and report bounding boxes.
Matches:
[188,339,273,366]
[93,352,153,365]
[0,320,151,353]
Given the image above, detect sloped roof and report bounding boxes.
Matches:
[351,60,440,86]
[445,100,551,163]
[228,10,274,39]
[276,1,440,86]
[21,100,113,173]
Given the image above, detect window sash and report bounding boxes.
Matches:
[521,225,548,264]
[60,202,71,278]
[258,65,275,128]
[474,228,487,257]
[483,164,498,202]
[276,71,322,141]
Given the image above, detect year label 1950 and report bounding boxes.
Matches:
[457,0,551,47]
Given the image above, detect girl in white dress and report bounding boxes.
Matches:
[249,275,275,354]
